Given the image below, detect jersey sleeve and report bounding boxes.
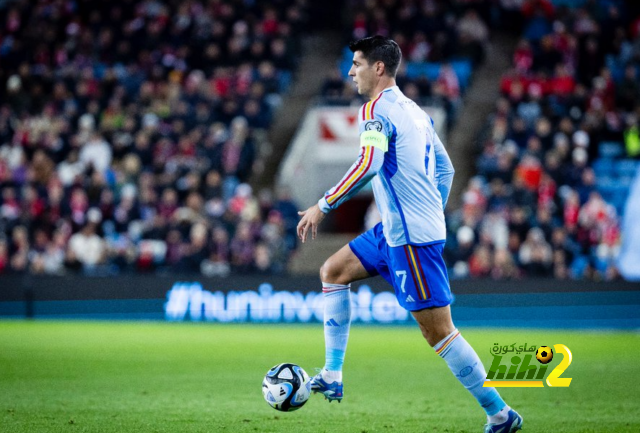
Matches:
[433,133,455,209]
[317,101,390,213]
[358,98,392,151]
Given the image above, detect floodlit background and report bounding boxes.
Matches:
[1,0,639,432]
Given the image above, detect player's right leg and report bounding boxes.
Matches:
[388,243,522,432]
[412,306,522,433]
[312,224,385,402]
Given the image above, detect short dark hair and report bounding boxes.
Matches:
[349,35,402,77]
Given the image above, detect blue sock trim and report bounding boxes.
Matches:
[482,391,506,416]
[325,348,345,371]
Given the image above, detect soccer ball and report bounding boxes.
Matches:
[536,346,554,364]
[262,363,311,412]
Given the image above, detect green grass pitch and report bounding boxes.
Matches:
[1,321,639,432]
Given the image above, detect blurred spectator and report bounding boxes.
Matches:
[67,222,106,274]
[492,248,519,279]
[518,227,552,276]
[469,245,493,278]
[9,225,29,273]
[201,226,231,278]
[230,221,256,273]
[0,239,8,274]
[181,223,208,274]
[456,9,489,65]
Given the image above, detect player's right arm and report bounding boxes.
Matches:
[317,103,390,213]
[297,104,389,242]
[317,140,385,213]
[297,141,385,243]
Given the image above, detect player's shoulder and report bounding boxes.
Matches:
[360,88,398,122]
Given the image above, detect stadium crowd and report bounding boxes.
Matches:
[445,0,639,280]
[1,0,638,281]
[320,0,490,119]
[0,0,307,276]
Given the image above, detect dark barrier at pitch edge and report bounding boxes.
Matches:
[0,275,639,328]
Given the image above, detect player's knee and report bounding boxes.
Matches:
[319,261,337,283]
[418,323,453,347]
[320,258,348,285]
[419,327,438,347]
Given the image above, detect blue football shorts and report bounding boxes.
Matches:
[349,223,452,311]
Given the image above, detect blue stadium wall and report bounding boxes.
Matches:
[1,276,639,329]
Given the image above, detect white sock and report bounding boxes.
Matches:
[321,282,351,382]
[321,368,342,383]
[434,329,507,417]
[488,405,511,424]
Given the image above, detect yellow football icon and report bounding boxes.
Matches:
[536,346,554,364]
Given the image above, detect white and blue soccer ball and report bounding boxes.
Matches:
[262,363,311,412]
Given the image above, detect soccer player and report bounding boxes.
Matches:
[297,36,523,433]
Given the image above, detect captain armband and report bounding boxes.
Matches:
[360,130,388,152]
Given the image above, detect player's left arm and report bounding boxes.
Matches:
[433,133,455,209]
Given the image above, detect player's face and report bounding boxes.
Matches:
[348,51,376,98]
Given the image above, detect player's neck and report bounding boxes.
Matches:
[368,78,396,100]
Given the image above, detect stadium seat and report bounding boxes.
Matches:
[279,71,293,92]
[405,60,472,90]
[592,159,615,176]
[599,142,624,159]
[594,256,610,274]
[606,56,626,83]
[570,255,590,278]
[339,52,474,91]
[549,0,587,7]
[451,60,473,90]
[616,160,639,178]
[596,176,617,201]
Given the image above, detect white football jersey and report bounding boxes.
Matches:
[319,86,454,247]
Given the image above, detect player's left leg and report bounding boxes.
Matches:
[312,223,391,402]
[312,242,372,401]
